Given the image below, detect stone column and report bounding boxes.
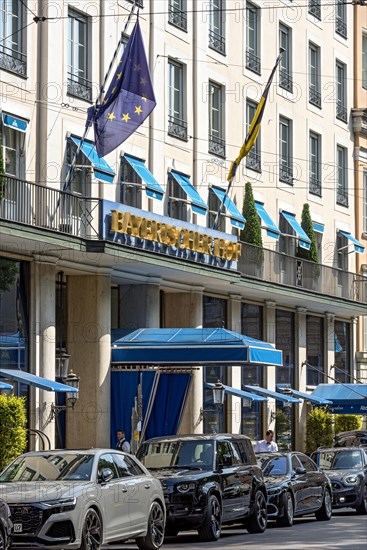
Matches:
[295,307,307,452]
[351,317,358,382]
[119,278,161,329]
[66,271,111,449]
[264,301,277,433]
[228,295,242,434]
[325,313,335,383]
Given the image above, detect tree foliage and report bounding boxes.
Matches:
[335,414,363,434]
[240,182,263,247]
[297,203,319,263]
[305,407,334,453]
[0,259,18,293]
[0,395,27,471]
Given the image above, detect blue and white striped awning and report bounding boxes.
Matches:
[280,211,311,250]
[312,221,325,233]
[0,381,14,390]
[243,385,302,403]
[70,136,115,184]
[0,369,79,393]
[210,186,245,229]
[255,202,280,240]
[124,154,164,201]
[2,113,28,133]
[171,171,207,216]
[338,230,365,254]
[206,383,267,402]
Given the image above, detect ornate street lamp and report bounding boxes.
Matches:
[212,380,225,405]
[55,348,70,379]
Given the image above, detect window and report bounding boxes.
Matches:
[246,3,260,74]
[208,189,225,231]
[306,316,324,387]
[336,61,347,123]
[208,82,225,157]
[168,0,187,31]
[168,60,187,141]
[0,0,26,76]
[297,454,317,472]
[203,296,227,328]
[66,139,90,196]
[335,0,347,38]
[334,320,351,383]
[209,0,225,55]
[279,24,292,92]
[168,174,188,222]
[1,126,24,178]
[309,43,321,108]
[309,0,321,20]
[364,169,367,233]
[363,33,367,90]
[337,232,348,272]
[279,213,296,258]
[67,10,91,102]
[291,455,302,471]
[97,454,118,479]
[309,132,321,196]
[120,157,142,209]
[336,145,348,207]
[203,366,227,434]
[216,441,233,466]
[279,116,293,184]
[276,310,295,386]
[246,100,261,172]
[235,440,250,465]
[113,454,144,477]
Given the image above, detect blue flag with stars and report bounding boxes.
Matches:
[87,19,156,157]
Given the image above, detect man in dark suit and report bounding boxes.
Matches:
[116,428,131,453]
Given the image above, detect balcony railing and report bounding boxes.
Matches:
[309,0,321,19]
[237,242,367,303]
[0,175,99,239]
[67,72,93,102]
[336,101,348,123]
[337,187,348,207]
[335,16,347,38]
[309,87,321,108]
[168,115,188,141]
[208,29,226,55]
[208,134,226,157]
[279,163,293,184]
[279,69,293,92]
[309,175,322,197]
[246,150,261,172]
[0,45,26,77]
[245,49,261,75]
[168,6,187,30]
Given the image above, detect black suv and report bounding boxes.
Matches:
[334,430,367,449]
[136,434,267,541]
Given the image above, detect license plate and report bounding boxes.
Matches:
[14,524,23,533]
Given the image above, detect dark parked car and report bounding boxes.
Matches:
[311,447,367,514]
[256,452,332,527]
[0,499,12,549]
[334,430,367,449]
[136,434,267,541]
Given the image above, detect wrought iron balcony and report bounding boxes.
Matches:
[309,175,322,197]
[279,69,293,92]
[336,101,348,123]
[208,134,226,158]
[279,163,293,184]
[246,150,261,172]
[208,29,226,55]
[0,45,26,77]
[309,87,321,108]
[309,0,321,19]
[245,49,261,75]
[67,72,93,102]
[337,188,348,207]
[168,6,187,31]
[168,115,188,141]
[335,16,347,38]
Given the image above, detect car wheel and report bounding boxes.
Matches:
[80,509,102,550]
[315,489,332,521]
[276,492,294,527]
[197,494,222,542]
[247,490,268,534]
[136,501,165,550]
[356,484,367,515]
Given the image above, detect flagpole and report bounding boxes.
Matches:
[63,1,138,193]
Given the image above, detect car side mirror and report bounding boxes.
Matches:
[98,468,114,483]
[294,467,307,475]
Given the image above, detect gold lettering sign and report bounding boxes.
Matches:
[111,211,242,261]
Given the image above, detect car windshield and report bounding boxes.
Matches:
[137,440,214,470]
[312,450,363,470]
[260,456,288,476]
[0,454,94,482]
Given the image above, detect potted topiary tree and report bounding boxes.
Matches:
[240,181,263,277]
[0,394,27,471]
[305,407,334,453]
[297,203,320,288]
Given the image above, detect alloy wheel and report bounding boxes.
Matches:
[286,492,294,522]
[83,509,102,550]
[256,492,267,531]
[211,498,221,538]
[324,490,332,518]
[149,502,165,549]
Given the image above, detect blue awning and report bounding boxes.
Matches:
[255,202,280,240]
[124,154,164,201]
[280,211,311,250]
[111,328,283,366]
[243,385,302,403]
[70,136,115,183]
[278,386,332,405]
[338,231,365,254]
[313,221,324,234]
[210,186,245,229]
[312,384,367,405]
[0,381,14,390]
[206,383,267,402]
[0,369,79,393]
[171,171,207,216]
[2,113,28,133]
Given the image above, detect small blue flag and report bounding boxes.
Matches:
[87,20,156,157]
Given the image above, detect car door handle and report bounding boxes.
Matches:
[144,483,151,489]
[234,473,240,479]
[121,486,128,493]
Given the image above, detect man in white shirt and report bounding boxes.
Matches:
[115,429,131,453]
[255,430,279,452]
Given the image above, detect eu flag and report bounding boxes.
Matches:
[88,20,156,157]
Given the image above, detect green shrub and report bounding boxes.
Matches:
[297,203,319,263]
[305,407,334,453]
[0,395,27,471]
[335,414,363,434]
[240,182,263,247]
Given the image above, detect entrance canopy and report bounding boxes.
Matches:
[0,369,79,393]
[111,328,283,367]
[312,383,367,414]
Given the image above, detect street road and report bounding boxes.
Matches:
[105,510,366,550]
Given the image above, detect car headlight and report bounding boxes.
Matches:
[176,483,196,494]
[344,475,359,485]
[267,488,281,496]
[39,497,77,514]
